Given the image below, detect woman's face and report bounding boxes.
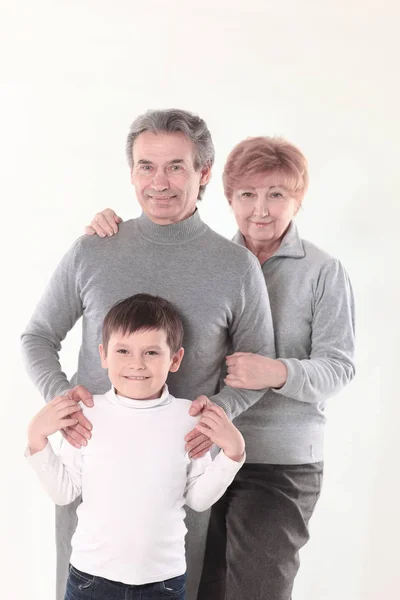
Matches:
[229,172,302,247]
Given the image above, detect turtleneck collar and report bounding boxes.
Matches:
[136,209,207,244]
[232,221,305,263]
[105,384,171,409]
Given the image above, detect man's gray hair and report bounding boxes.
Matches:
[126,109,215,200]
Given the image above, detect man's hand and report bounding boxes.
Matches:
[185,395,214,458]
[225,353,288,390]
[84,208,123,237]
[28,396,83,454]
[61,385,94,449]
[196,404,245,462]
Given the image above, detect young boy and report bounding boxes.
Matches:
[26,293,245,600]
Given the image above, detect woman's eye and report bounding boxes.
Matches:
[270,191,284,199]
[241,192,253,198]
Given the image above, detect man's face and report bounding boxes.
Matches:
[130,131,211,225]
[99,328,184,400]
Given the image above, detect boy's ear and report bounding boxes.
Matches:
[169,347,184,373]
[99,344,108,369]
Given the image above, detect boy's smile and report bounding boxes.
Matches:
[99,328,184,400]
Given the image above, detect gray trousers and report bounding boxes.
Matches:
[55,500,210,600]
[197,462,323,600]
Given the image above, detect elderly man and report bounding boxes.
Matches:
[22,109,275,600]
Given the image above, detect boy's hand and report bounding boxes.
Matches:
[185,395,214,458]
[28,396,83,454]
[61,386,94,449]
[195,404,245,462]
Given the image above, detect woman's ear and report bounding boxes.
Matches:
[169,347,185,373]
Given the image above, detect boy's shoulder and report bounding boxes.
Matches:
[169,396,200,427]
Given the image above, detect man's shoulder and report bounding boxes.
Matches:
[78,220,137,250]
[202,226,257,268]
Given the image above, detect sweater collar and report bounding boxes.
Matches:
[136,209,207,244]
[232,221,305,262]
[105,384,172,409]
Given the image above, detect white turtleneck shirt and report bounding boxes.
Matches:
[26,386,244,585]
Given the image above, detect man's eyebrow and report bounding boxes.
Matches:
[137,159,153,165]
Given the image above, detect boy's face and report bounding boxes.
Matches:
[99,328,184,400]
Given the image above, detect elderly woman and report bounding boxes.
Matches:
[85,136,355,600]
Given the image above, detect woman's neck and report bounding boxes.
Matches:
[244,237,281,264]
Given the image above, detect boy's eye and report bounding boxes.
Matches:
[146,350,158,356]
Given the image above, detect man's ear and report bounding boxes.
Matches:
[199,162,212,186]
[169,348,185,373]
[99,344,108,369]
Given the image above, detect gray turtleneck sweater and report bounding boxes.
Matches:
[21,210,275,422]
[232,222,356,463]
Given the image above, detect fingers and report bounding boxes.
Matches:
[57,404,82,419]
[91,209,119,237]
[223,375,242,388]
[61,429,82,449]
[185,427,200,442]
[75,411,93,432]
[70,385,94,407]
[198,415,219,431]
[199,411,221,429]
[226,352,247,363]
[60,417,79,428]
[114,215,123,225]
[84,226,96,236]
[63,423,90,446]
[189,437,213,458]
[205,404,227,419]
[189,395,210,416]
[185,431,209,453]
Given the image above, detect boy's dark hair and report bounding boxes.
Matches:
[102,293,184,354]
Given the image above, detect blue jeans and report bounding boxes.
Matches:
[64,565,186,600]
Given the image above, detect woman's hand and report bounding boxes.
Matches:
[225,353,288,390]
[85,208,123,237]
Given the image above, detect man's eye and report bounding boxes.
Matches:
[117,349,128,354]
[169,165,183,172]
[139,165,152,171]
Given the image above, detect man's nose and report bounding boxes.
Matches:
[152,169,170,191]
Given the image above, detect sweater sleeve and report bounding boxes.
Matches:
[274,258,356,404]
[21,238,84,403]
[210,255,276,419]
[25,439,83,505]
[184,450,245,512]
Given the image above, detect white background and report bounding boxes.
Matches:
[1,1,399,599]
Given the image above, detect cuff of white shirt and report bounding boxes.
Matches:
[216,449,246,471]
[24,440,52,469]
